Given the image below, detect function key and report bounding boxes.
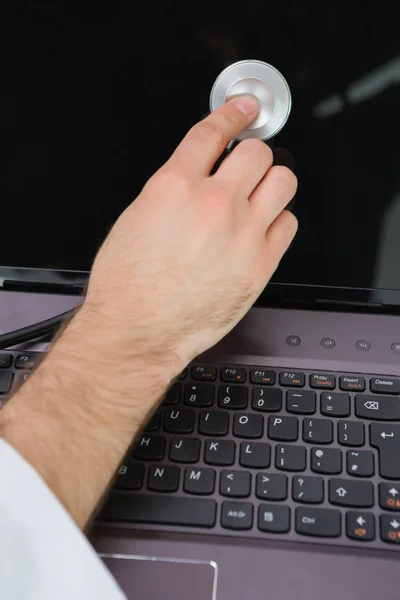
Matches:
[370,377,400,395]
[218,385,248,410]
[346,512,375,541]
[250,369,275,385]
[310,373,335,390]
[0,354,12,369]
[221,367,246,383]
[15,353,41,370]
[339,375,365,392]
[279,371,305,387]
[380,515,400,544]
[379,483,400,511]
[191,365,216,381]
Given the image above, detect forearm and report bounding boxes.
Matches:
[0,306,180,529]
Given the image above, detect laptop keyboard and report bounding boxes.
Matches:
[2,352,400,550]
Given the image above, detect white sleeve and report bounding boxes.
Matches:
[0,438,126,600]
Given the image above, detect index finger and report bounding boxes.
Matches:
[168,95,259,179]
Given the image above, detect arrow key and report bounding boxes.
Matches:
[346,511,375,541]
[381,514,400,544]
[379,482,400,511]
[220,469,251,498]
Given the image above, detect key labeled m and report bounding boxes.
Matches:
[189,470,201,480]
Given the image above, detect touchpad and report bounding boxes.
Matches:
[101,555,217,600]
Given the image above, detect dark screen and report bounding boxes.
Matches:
[2,1,400,291]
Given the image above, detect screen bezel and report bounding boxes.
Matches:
[2,265,400,314]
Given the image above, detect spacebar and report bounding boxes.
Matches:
[100,493,217,528]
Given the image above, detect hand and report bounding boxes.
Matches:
[85,95,298,370]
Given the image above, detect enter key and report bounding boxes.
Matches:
[370,423,400,479]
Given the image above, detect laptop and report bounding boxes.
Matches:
[1,2,400,599]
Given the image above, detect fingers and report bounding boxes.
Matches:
[213,139,273,198]
[263,210,298,275]
[168,95,259,178]
[250,165,298,227]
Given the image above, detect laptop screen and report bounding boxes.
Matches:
[1,3,400,294]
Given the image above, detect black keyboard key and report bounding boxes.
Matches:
[381,515,400,543]
[239,442,271,469]
[329,478,374,507]
[191,365,216,381]
[338,420,365,446]
[258,504,290,533]
[163,382,181,405]
[233,414,264,439]
[370,377,400,395]
[169,437,201,463]
[184,383,214,407]
[279,371,305,387]
[256,473,287,500]
[220,469,251,498]
[15,372,30,388]
[296,507,341,537]
[321,392,350,417]
[340,375,365,392]
[286,390,315,415]
[178,368,187,379]
[101,493,216,527]
[268,416,298,441]
[310,373,335,390]
[346,450,374,477]
[148,465,180,492]
[164,409,195,433]
[0,372,13,394]
[15,353,40,370]
[133,435,166,461]
[144,412,160,432]
[250,369,275,385]
[303,418,333,444]
[221,367,246,383]
[346,511,375,541]
[221,501,253,530]
[370,423,400,479]
[311,447,342,474]
[379,483,400,511]
[183,467,215,495]
[356,395,400,421]
[293,476,324,503]
[0,354,12,368]
[198,410,229,436]
[204,439,235,465]
[275,444,306,472]
[114,462,144,491]
[252,388,282,412]
[218,385,248,410]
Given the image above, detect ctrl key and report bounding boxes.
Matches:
[381,515,400,544]
[221,501,253,530]
[296,507,341,537]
